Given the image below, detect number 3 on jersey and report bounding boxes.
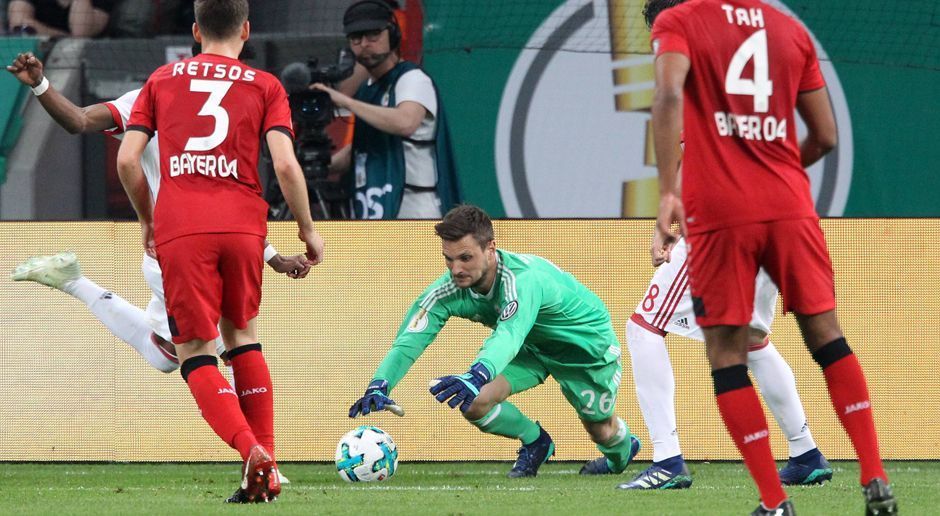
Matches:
[725,29,772,113]
[185,80,233,151]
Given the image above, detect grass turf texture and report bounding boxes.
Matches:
[0,461,934,515]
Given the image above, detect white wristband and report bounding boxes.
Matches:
[263,244,278,263]
[31,76,50,96]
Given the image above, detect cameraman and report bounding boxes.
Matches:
[312,0,460,220]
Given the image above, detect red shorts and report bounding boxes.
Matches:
[686,218,835,328]
[157,233,264,344]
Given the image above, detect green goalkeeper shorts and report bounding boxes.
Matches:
[502,344,623,423]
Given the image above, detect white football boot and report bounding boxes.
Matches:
[11,251,81,290]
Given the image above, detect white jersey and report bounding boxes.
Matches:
[104,89,161,200]
[105,92,170,339]
[633,238,778,340]
[98,91,225,352]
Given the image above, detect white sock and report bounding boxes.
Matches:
[627,319,681,462]
[64,277,178,373]
[748,342,817,457]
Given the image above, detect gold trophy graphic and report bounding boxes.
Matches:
[608,0,659,217]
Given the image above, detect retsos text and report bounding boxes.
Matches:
[171,61,256,82]
[167,60,253,179]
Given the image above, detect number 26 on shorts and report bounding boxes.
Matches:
[579,390,614,416]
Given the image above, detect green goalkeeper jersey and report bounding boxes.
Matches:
[373,250,619,389]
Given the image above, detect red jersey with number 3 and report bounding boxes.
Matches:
[128,53,294,245]
[651,0,826,234]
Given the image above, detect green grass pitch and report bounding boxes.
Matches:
[1,461,935,515]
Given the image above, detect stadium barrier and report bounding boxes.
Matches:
[0,219,936,461]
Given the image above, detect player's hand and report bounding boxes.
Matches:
[267,253,311,279]
[140,221,156,259]
[655,192,686,251]
[650,226,674,267]
[349,380,405,418]
[310,82,352,110]
[299,228,324,266]
[5,52,44,87]
[429,363,491,413]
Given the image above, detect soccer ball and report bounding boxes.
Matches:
[335,426,399,482]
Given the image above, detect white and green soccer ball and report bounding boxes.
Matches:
[335,425,399,482]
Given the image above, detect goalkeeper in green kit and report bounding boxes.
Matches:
[349,205,640,477]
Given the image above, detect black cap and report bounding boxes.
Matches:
[343,1,393,35]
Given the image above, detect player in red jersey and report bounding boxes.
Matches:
[116,0,323,503]
[646,1,896,514]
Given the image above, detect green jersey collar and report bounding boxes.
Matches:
[468,250,503,301]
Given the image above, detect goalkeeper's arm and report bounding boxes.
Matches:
[372,303,448,389]
[473,274,542,378]
[349,294,449,417]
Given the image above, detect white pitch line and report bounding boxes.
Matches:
[295,484,537,492]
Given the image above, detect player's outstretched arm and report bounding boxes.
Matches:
[796,87,837,168]
[266,130,324,264]
[269,254,312,279]
[262,240,311,279]
[349,380,405,418]
[6,53,114,134]
[356,284,454,417]
[429,363,491,413]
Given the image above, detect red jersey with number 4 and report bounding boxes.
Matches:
[128,53,293,245]
[651,0,826,234]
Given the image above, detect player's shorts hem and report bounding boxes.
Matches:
[695,317,752,329]
[222,309,260,331]
[151,334,179,363]
[630,313,667,336]
[783,302,836,317]
[747,336,770,352]
[577,413,616,423]
[171,330,222,345]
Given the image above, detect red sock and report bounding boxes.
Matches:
[815,339,887,484]
[229,344,275,459]
[713,365,787,509]
[182,355,258,461]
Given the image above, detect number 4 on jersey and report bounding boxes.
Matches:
[725,29,773,113]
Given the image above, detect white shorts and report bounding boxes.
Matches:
[632,238,778,341]
[141,254,173,342]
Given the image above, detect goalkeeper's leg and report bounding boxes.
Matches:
[561,357,639,475]
[464,376,541,445]
[464,369,555,478]
[581,416,640,474]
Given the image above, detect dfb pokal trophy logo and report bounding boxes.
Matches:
[495,0,853,218]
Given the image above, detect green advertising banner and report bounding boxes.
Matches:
[0,38,40,186]
[422,0,939,217]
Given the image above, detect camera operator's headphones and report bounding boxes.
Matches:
[349,0,402,50]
